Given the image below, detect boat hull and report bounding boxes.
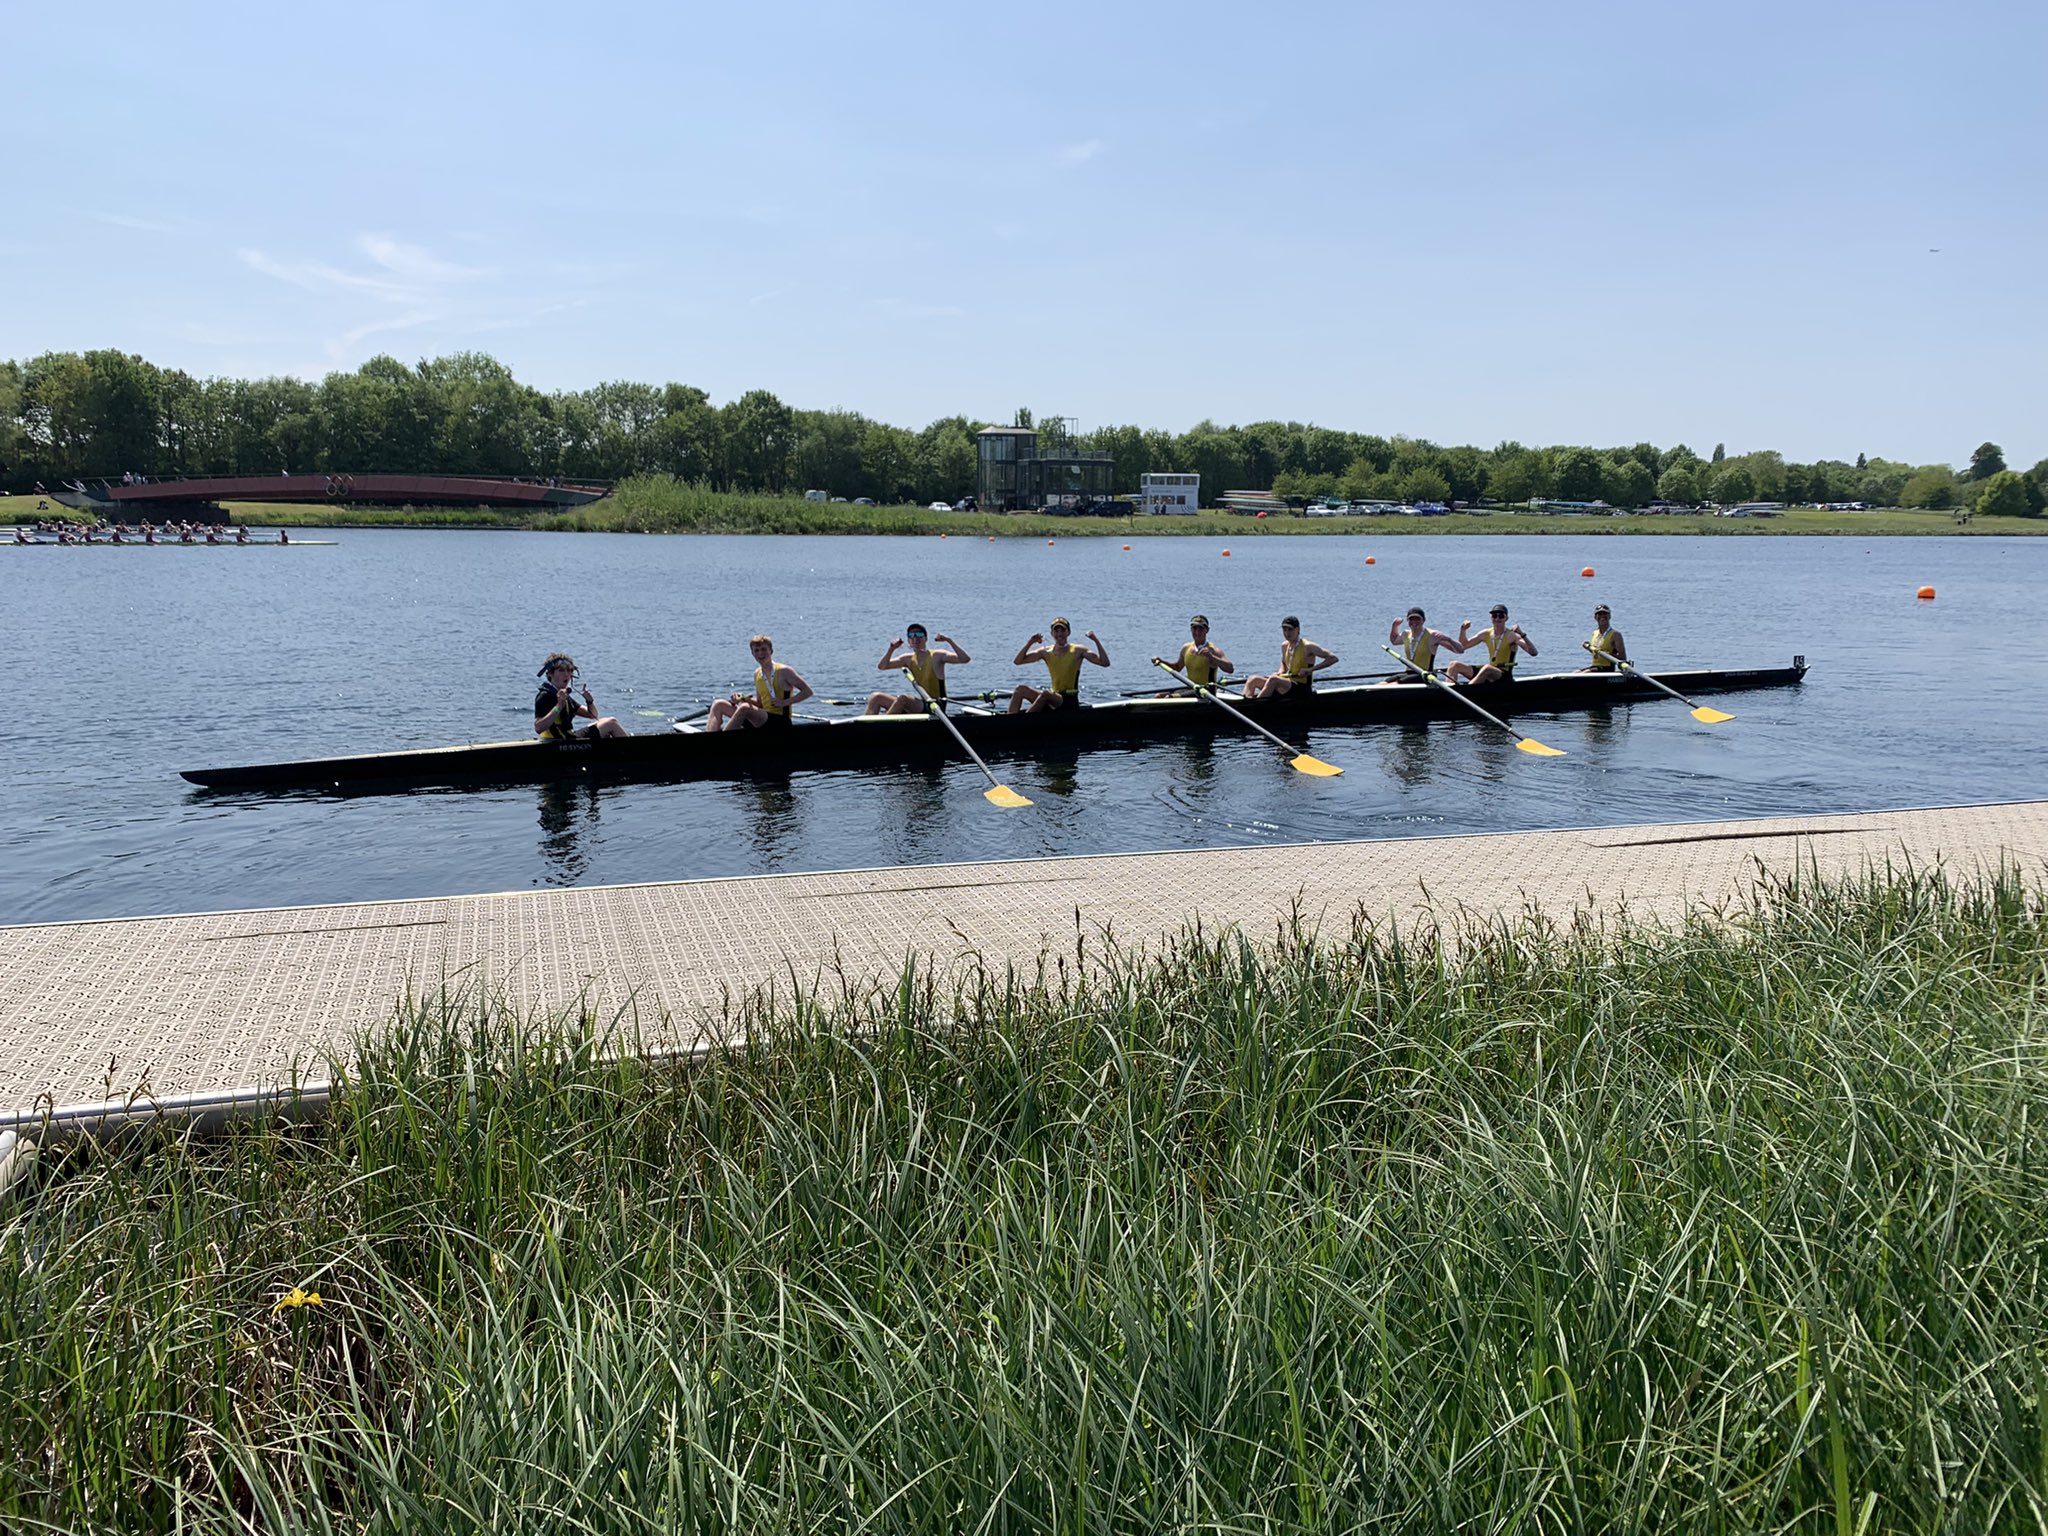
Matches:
[181,662,1808,793]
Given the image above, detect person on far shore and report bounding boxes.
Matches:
[1447,604,1536,685]
[1582,604,1627,671]
[707,634,812,731]
[1151,614,1234,693]
[1243,615,1337,699]
[867,624,969,713]
[535,654,627,741]
[1382,607,1467,683]
[1009,618,1109,712]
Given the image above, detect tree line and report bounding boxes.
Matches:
[3,348,2042,516]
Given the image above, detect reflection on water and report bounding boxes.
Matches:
[536,781,604,885]
[737,777,802,871]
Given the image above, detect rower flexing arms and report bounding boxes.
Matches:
[1447,603,1537,685]
[1242,615,1336,699]
[1581,603,1627,671]
[1382,607,1468,683]
[535,653,627,740]
[867,623,969,713]
[1009,618,1110,713]
[708,634,813,731]
[1150,614,1234,692]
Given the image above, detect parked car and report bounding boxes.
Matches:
[928,501,952,513]
[853,497,876,506]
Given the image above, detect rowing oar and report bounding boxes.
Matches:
[1583,645,1733,723]
[1380,645,1565,757]
[1151,660,1342,776]
[910,678,1031,808]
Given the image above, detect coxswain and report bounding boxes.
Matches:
[1447,604,1537,685]
[1382,607,1467,683]
[534,654,627,741]
[1150,614,1234,692]
[1242,615,1337,699]
[1008,618,1109,712]
[1582,604,1627,671]
[707,635,812,731]
[867,624,969,713]
[278,528,290,545]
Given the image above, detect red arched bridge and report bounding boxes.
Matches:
[58,473,611,516]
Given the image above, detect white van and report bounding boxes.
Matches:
[804,489,829,503]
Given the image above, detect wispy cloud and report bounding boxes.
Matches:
[1058,139,1104,165]
[233,232,505,360]
[80,209,184,233]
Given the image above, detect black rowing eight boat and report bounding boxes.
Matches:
[180,659,1807,793]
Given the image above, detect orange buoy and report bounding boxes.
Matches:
[1917,585,1936,600]
[939,533,947,539]
[1221,549,1232,557]
[1581,567,1595,578]
[1255,509,1267,519]
[987,536,994,542]
[1122,543,1131,551]
[1365,556,1376,566]
[1047,539,1055,547]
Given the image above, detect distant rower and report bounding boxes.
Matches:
[1447,604,1537,685]
[1582,604,1627,671]
[1242,615,1336,699]
[1383,607,1468,683]
[1151,614,1234,691]
[868,624,969,713]
[708,634,812,731]
[1009,618,1110,712]
[534,654,627,741]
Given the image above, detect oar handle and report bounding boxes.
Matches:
[1151,659,1309,756]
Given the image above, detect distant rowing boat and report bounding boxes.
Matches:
[182,660,1808,793]
[4,538,336,547]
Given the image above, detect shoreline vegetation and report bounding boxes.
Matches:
[58,478,2048,536]
[5,866,2046,1531]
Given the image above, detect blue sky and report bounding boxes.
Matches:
[8,0,2043,466]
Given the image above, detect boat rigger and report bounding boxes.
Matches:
[180,660,1808,794]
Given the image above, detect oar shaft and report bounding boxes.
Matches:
[1584,644,1697,705]
[1150,661,1303,755]
[911,679,1004,790]
[1380,645,1528,738]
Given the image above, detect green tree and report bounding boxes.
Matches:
[1656,462,1701,505]
[1602,457,1653,508]
[1899,466,1957,509]
[1711,442,1725,463]
[1397,466,1450,504]
[1967,442,2006,480]
[1552,446,1603,499]
[1709,463,1755,505]
[1972,469,2033,518]
[2027,458,2048,515]
[720,389,795,492]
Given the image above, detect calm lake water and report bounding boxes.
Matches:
[3,529,2043,924]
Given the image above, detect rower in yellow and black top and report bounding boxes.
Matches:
[1447,603,1537,685]
[707,634,813,732]
[1150,615,1234,691]
[1009,618,1111,713]
[867,624,971,714]
[1242,616,1338,699]
[534,653,628,740]
[1380,608,1469,684]
[1581,604,1627,671]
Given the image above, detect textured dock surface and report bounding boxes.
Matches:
[5,801,2045,1113]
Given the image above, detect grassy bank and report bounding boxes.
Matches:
[217,479,2048,536]
[6,867,2047,1532]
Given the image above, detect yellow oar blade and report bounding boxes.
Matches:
[1690,705,1735,723]
[1288,753,1344,777]
[1515,738,1566,758]
[983,784,1033,808]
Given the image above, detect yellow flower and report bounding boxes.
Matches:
[273,1287,325,1312]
